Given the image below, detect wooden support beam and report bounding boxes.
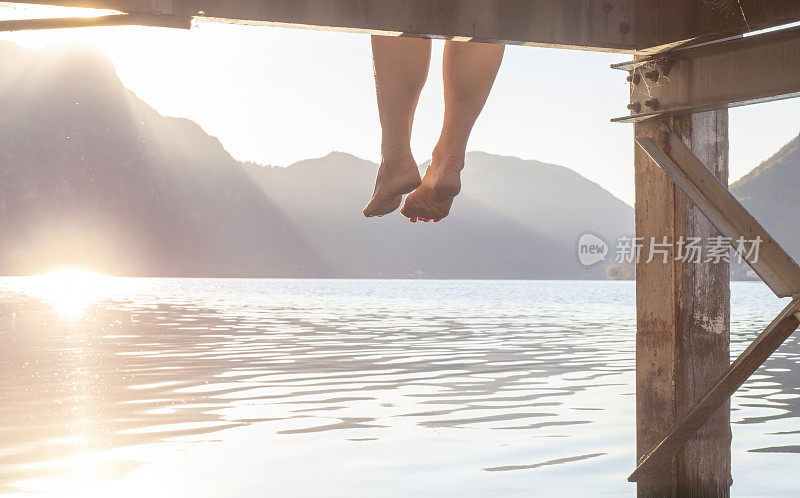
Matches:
[630,120,800,486]
[5,0,639,52]
[631,0,800,53]
[634,112,731,496]
[630,298,800,483]
[6,1,800,51]
[614,26,800,122]
[0,13,190,31]
[636,130,800,298]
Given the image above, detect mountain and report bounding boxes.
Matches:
[0,42,633,278]
[0,42,323,277]
[243,152,633,278]
[732,133,800,262]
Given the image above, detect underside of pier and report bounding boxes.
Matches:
[6,1,800,495]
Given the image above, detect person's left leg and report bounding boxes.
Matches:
[402,40,504,222]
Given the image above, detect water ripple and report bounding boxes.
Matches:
[0,279,796,496]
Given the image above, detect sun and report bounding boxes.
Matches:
[21,267,112,319]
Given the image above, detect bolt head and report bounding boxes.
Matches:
[644,99,660,110]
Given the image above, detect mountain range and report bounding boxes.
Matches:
[0,42,322,277]
[241,151,633,278]
[0,41,796,279]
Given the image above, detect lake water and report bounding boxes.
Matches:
[0,277,798,497]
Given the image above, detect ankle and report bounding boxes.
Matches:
[381,144,414,164]
[431,142,466,172]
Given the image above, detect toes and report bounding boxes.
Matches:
[363,204,378,218]
[364,194,403,218]
[399,202,414,220]
[401,187,453,223]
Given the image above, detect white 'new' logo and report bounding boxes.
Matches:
[577,233,608,266]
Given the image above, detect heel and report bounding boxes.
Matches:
[433,181,461,199]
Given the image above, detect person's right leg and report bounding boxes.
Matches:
[402,40,504,222]
[363,35,431,218]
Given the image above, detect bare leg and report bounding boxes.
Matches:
[363,36,431,218]
[402,40,504,222]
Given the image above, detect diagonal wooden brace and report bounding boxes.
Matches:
[636,129,800,298]
[629,297,800,482]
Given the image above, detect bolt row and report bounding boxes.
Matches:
[626,58,676,86]
[627,98,659,114]
[626,58,675,114]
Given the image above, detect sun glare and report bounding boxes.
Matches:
[20,267,112,319]
[0,4,116,21]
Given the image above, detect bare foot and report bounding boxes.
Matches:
[363,153,421,217]
[401,151,463,222]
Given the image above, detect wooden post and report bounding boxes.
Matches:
[634,111,731,496]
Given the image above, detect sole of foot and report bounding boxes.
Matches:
[363,158,421,218]
[401,167,461,222]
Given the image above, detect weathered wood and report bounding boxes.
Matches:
[614,26,800,122]
[0,13,189,31]
[6,0,639,51]
[636,130,800,297]
[632,0,800,52]
[630,298,800,483]
[634,111,731,496]
[7,1,800,51]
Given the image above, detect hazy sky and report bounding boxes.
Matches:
[2,4,799,205]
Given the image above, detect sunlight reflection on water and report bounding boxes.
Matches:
[0,278,797,496]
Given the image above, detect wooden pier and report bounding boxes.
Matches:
[7,1,800,495]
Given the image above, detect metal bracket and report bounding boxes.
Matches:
[616,56,684,122]
[613,25,800,122]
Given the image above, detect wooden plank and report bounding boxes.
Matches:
[634,112,731,496]
[673,111,732,497]
[5,0,638,52]
[0,13,189,31]
[636,129,800,298]
[630,298,800,483]
[634,117,680,496]
[614,26,800,122]
[632,0,800,52]
[7,1,800,51]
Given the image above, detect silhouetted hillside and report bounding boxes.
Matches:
[243,152,633,278]
[0,42,323,276]
[732,133,800,262]
[0,42,634,278]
